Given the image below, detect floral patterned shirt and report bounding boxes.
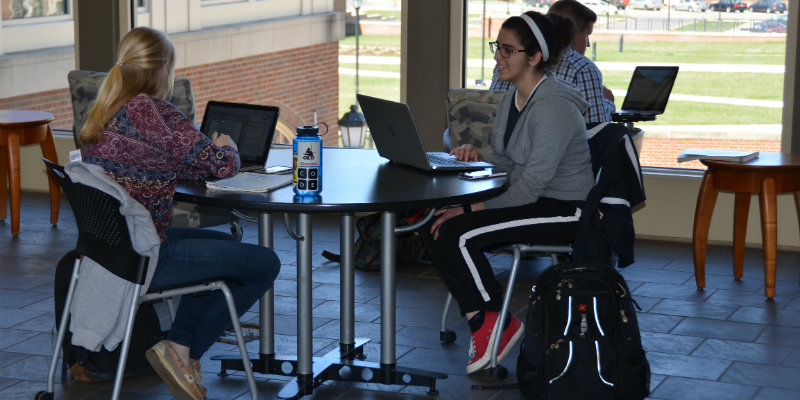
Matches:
[81,95,240,241]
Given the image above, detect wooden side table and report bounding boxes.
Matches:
[0,110,60,236]
[692,152,800,299]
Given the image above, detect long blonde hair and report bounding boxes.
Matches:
[79,27,176,145]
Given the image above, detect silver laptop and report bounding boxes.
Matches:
[613,66,679,122]
[357,94,493,171]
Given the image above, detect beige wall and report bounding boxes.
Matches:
[634,173,800,250]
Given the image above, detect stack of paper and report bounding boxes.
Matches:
[206,172,292,192]
[677,149,759,163]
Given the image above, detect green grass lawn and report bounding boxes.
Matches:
[632,101,782,125]
[602,71,783,101]
[590,41,785,64]
[340,34,785,125]
[343,34,786,66]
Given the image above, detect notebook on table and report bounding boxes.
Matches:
[357,94,493,171]
[613,66,679,122]
[199,100,291,191]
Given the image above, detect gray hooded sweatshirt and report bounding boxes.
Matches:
[484,73,594,209]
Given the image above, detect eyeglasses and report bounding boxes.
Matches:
[488,42,525,58]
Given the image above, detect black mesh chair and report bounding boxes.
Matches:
[37,159,257,400]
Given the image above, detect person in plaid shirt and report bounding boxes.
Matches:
[490,0,615,123]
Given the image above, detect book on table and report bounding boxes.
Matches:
[677,149,759,163]
[206,172,292,192]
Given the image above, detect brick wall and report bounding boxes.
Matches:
[181,42,342,146]
[0,41,342,146]
[640,137,781,169]
[0,89,74,132]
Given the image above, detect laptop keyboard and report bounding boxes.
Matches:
[428,153,469,167]
[240,165,267,174]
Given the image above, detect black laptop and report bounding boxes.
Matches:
[613,66,679,122]
[357,94,493,171]
[199,100,280,172]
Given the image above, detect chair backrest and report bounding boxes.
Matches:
[573,122,646,267]
[445,88,503,159]
[43,159,149,284]
[67,70,196,149]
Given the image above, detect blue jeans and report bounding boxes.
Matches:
[149,227,280,360]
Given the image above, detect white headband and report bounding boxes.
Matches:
[519,13,549,62]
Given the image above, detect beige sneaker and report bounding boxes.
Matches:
[145,340,207,400]
[191,361,207,398]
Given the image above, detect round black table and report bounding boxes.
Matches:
[176,148,508,398]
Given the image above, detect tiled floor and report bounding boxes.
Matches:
[2,192,800,400]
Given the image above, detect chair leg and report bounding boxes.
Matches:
[112,285,145,400]
[45,259,82,394]
[166,298,177,321]
[489,245,523,371]
[216,282,258,400]
[440,293,457,343]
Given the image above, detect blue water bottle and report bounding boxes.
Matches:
[293,125,323,196]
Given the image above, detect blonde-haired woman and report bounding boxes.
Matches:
[79,27,280,400]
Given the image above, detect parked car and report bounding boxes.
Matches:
[578,0,613,14]
[525,0,556,8]
[748,0,786,13]
[751,19,787,32]
[629,0,664,10]
[708,0,748,12]
[612,0,631,9]
[672,0,709,11]
[751,15,787,32]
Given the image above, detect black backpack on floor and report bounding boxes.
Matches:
[516,262,650,400]
[54,250,163,382]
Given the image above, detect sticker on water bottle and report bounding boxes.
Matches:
[294,140,321,193]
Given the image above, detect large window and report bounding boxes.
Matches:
[463,1,786,170]
[337,0,403,147]
[1,0,67,20]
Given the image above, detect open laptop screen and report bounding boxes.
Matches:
[620,66,679,114]
[199,101,280,166]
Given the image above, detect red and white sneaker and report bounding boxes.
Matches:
[466,311,524,374]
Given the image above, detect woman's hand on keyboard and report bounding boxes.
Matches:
[212,132,238,151]
[450,144,481,162]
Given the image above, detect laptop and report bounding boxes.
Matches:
[613,66,679,122]
[199,100,291,190]
[200,100,280,173]
[357,94,493,171]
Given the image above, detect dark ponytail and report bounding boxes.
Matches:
[500,11,574,72]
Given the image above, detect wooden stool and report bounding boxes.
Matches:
[0,110,60,236]
[692,152,800,299]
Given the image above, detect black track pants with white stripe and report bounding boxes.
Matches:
[419,197,581,315]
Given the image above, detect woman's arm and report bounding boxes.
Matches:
[148,98,241,180]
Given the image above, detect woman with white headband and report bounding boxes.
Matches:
[418,11,594,374]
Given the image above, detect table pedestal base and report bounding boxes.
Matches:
[211,337,447,399]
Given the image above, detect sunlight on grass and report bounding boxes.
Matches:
[602,71,783,101]
[340,34,785,125]
[634,101,782,125]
